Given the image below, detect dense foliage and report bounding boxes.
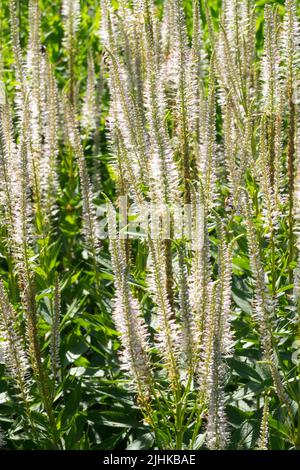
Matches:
[0,0,299,451]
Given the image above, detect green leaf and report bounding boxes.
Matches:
[192,433,206,450]
[126,432,154,450]
[232,291,252,315]
[228,358,263,382]
[88,410,142,429]
[60,381,82,428]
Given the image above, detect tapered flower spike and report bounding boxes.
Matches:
[27,0,42,83]
[147,235,181,389]
[107,203,152,401]
[281,0,300,99]
[205,339,229,450]
[172,0,193,203]
[62,0,80,105]
[10,97,35,280]
[199,281,217,400]
[217,222,234,357]
[39,55,59,219]
[258,396,269,450]
[100,0,118,53]
[0,104,16,228]
[189,0,207,153]
[199,62,217,209]
[82,49,97,132]
[177,246,195,369]
[258,114,279,239]
[262,6,282,113]
[0,279,30,400]
[222,103,241,206]
[189,184,212,359]
[26,0,43,206]
[8,0,27,119]
[92,54,105,184]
